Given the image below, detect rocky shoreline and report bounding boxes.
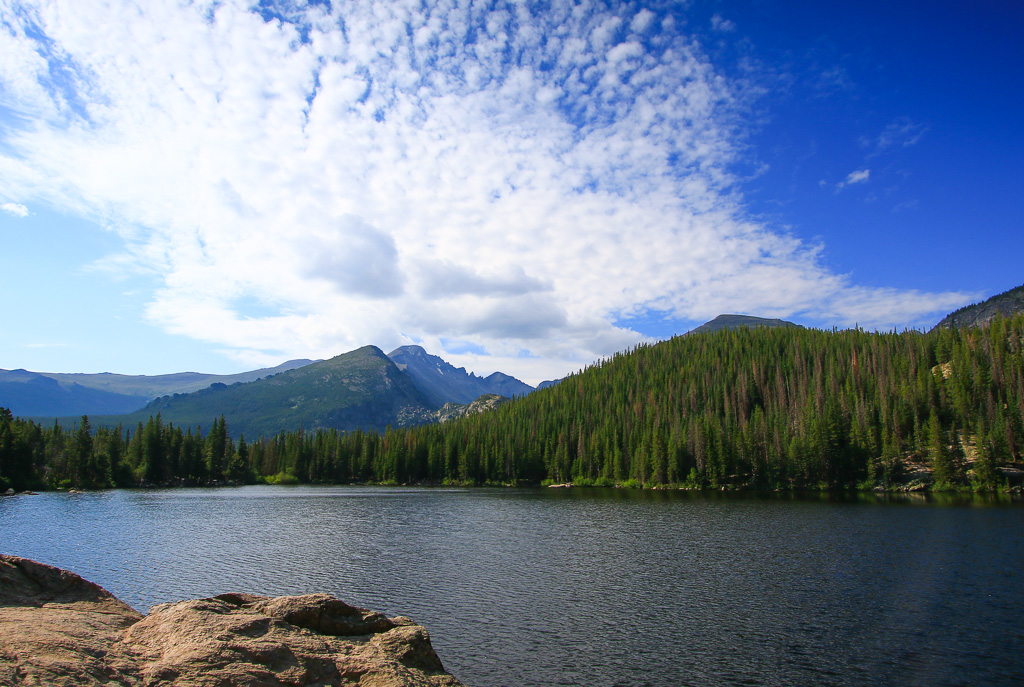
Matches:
[0,555,464,686]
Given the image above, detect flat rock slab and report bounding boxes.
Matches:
[0,555,463,686]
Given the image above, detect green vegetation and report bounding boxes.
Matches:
[2,315,1023,493]
[87,345,433,439]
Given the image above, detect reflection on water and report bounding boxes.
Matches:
[1,486,1022,686]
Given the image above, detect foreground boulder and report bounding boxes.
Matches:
[0,555,463,686]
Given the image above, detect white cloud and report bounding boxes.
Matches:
[838,169,871,188]
[0,1,970,384]
[863,117,928,151]
[630,10,656,34]
[1,202,29,217]
[710,14,736,33]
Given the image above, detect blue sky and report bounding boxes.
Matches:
[1,0,1021,384]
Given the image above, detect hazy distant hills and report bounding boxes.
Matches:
[0,370,150,417]
[0,359,314,418]
[389,345,534,406]
[687,314,802,335]
[932,283,1024,331]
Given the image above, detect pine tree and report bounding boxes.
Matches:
[205,416,228,481]
[70,416,93,488]
[142,415,165,484]
[928,409,954,487]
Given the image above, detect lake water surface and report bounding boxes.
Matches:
[1,486,1022,686]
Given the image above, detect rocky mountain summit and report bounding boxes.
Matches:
[932,283,1024,331]
[388,345,534,406]
[0,555,463,686]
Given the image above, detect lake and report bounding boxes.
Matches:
[1,486,1022,686]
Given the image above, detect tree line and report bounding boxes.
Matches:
[2,315,1023,492]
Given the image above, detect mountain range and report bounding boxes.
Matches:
[388,345,533,406]
[0,359,314,417]
[109,346,437,438]
[1,345,543,438]
[3,286,1021,439]
[5,295,1022,493]
[0,346,537,423]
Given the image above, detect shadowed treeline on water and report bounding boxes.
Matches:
[2,315,1023,493]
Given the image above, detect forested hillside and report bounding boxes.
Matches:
[3,316,1023,492]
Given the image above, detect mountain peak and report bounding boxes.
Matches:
[932,283,1024,331]
[120,345,433,437]
[355,344,387,357]
[688,314,801,336]
[386,347,534,407]
[388,345,428,358]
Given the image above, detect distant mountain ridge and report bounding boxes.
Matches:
[0,370,150,417]
[28,345,542,438]
[41,359,316,397]
[0,360,314,418]
[101,346,434,438]
[1,345,542,422]
[932,283,1024,331]
[388,345,534,406]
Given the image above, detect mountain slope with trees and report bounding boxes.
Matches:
[3,314,1022,492]
[94,346,435,440]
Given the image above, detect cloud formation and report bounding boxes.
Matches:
[0,0,970,381]
[838,169,871,188]
[863,117,928,151]
[710,14,737,33]
[1,202,29,217]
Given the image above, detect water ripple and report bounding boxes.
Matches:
[1,486,1022,686]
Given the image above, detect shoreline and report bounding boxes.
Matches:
[5,481,1022,500]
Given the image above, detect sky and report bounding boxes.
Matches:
[1,0,1022,385]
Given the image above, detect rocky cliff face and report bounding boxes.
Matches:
[0,555,463,686]
[388,345,534,407]
[932,283,1024,331]
[435,393,510,424]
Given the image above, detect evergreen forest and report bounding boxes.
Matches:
[3,315,1023,493]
